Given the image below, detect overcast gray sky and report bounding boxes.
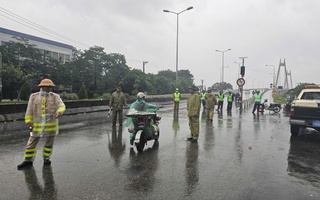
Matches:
[1,0,320,89]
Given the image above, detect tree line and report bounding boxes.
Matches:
[0,37,233,101]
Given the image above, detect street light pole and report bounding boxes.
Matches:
[164,6,193,86]
[266,65,275,86]
[142,61,148,73]
[0,52,2,99]
[215,49,231,83]
[234,61,241,79]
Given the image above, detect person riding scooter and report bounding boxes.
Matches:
[126,92,160,145]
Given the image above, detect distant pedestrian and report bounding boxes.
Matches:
[201,90,206,112]
[252,90,262,113]
[187,85,201,143]
[217,91,224,111]
[173,88,181,112]
[109,85,127,126]
[17,78,66,170]
[235,93,240,107]
[205,89,217,121]
[227,91,234,111]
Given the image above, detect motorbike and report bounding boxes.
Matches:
[126,110,161,152]
[260,99,282,113]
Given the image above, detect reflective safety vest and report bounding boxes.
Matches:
[254,93,261,103]
[228,94,233,102]
[218,93,224,102]
[174,92,180,102]
[201,93,206,100]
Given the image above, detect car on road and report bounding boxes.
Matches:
[289,85,320,135]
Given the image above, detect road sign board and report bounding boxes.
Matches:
[237,78,245,86]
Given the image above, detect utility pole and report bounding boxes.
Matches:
[200,79,204,92]
[142,61,148,74]
[239,56,248,111]
[0,52,2,99]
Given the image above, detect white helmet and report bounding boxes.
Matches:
[137,92,145,99]
[176,88,179,91]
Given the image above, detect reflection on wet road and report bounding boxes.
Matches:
[1,90,320,199]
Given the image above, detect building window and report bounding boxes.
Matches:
[52,52,58,60]
[64,54,70,62]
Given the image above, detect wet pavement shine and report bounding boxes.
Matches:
[1,90,320,199]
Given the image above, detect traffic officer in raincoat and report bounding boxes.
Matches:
[201,90,206,112]
[252,90,262,114]
[217,90,224,111]
[187,85,201,143]
[17,79,66,170]
[109,84,127,126]
[227,91,234,112]
[205,88,217,121]
[173,88,181,112]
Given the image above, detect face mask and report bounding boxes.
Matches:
[40,88,49,96]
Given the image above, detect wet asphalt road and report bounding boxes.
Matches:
[1,90,320,200]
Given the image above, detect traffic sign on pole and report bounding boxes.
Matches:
[237,78,245,87]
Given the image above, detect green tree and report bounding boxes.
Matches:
[177,69,194,93]
[121,69,149,95]
[0,37,64,99]
[152,75,174,94]
[0,63,27,100]
[0,37,44,75]
[158,70,176,80]
[20,81,32,101]
[71,46,109,97]
[103,53,130,92]
[212,82,233,91]
[78,83,88,99]
[156,70,176,93]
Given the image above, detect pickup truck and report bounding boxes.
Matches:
[289,85,320,135]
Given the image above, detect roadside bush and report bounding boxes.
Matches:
[100,93,112,100]
[59,92,79,101]
[92,93,101,99]
[125,93,135,100]
[78,84,88,100]
[20,81,32,101]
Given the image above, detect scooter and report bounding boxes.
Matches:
[260,99,282,113]
[126,110,161,152]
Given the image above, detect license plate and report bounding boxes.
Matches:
[312,120,320,127]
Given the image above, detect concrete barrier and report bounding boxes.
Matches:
[0,97,182,123]
[1,92,261,123]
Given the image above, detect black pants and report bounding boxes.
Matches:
[202,100,206,111]
[252,102,260,113]
[217,101,223,110]
[227,102,233,111]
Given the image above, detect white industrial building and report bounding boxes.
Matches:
[0,27,73,63]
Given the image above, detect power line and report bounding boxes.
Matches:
[0,6,90,49]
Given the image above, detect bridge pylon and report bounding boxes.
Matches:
[275,58,292,89]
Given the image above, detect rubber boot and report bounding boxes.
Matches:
[17,160,33,170]
[44,157,51,165]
